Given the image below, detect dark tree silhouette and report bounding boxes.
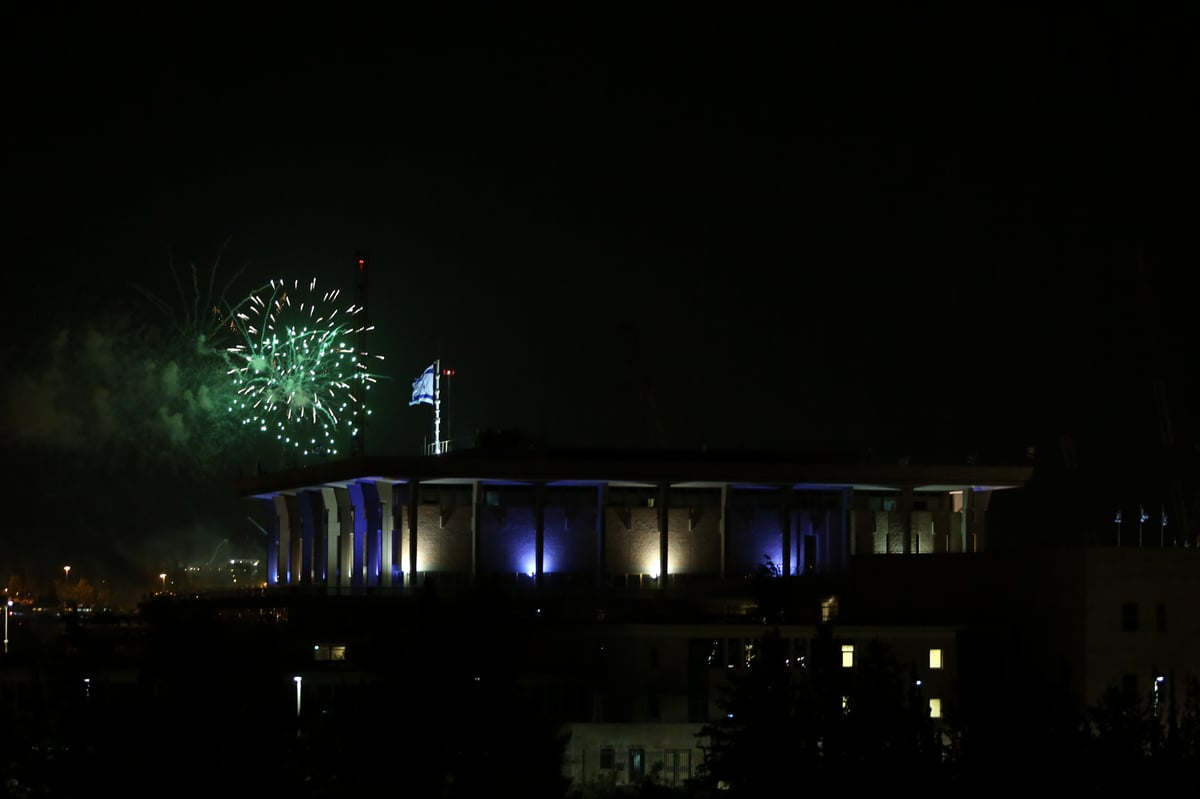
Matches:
[694,625,945,795]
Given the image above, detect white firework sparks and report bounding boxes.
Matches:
[226,277,382,456]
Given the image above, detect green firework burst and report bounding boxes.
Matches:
[227,277,383,456]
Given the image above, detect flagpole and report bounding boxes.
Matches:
[352,250,368,457]
[434,358,442,454]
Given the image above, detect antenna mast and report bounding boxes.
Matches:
[352,250,368,457]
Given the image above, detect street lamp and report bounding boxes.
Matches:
[63,565,70,585]
[159,573,167,593]
[293,675,303,718]
[4,599,11,654]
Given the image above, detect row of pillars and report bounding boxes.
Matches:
[265,481,961,589]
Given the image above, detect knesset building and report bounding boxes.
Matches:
[240,446,1032,592]
[234,445,1034,789]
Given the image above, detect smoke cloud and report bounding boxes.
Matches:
[0,278,269,604]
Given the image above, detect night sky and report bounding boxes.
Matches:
[2,7,1196,594]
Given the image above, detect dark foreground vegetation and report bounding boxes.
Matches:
[1,605,1196,798]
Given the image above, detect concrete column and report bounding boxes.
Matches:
[273,494,301,585]
[535,482,546,588]
[346,482,367,587]
[320,487,339,586]
[971,488,991,552]
[839,487,852,569]
[298,491,317,585]
[901,487,914,555]
[720,484,729,580]
[471,481,480,583]
[657,483,669,587]
[377,480,394,587]
[407,479,419,586]
[959,488,970,553]
[596,483,608,589]
[779,485,794,576]
[847,488,857,558]
[355,481,382,587]
[336,487,354,590]
[265,496,284,585]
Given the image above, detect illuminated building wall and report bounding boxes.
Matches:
[606,504,662,577]
[545,502,597,574]
[260,484,1000,589]
[850,503,975,555]
[666,506,719,575]
[247,453,1023,590]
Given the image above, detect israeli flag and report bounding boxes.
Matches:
[410,363,435,406]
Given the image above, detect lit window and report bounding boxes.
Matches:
[841,644,854,668]
[929,698,942,718]
[313,644,347,662]
[629,748,645,782]
[929,648,943,669]
[841,695,850,713]
[821,596,838,622]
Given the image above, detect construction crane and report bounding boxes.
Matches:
[1131,251,1193,546]
[351,250,369,457]
[617,319,668,449]
[1091,250,1196,547]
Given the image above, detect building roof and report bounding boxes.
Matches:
[237,445,1034,498]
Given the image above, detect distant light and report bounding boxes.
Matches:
[443,368,455,376]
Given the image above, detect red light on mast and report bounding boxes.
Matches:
[442,368,455,376]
